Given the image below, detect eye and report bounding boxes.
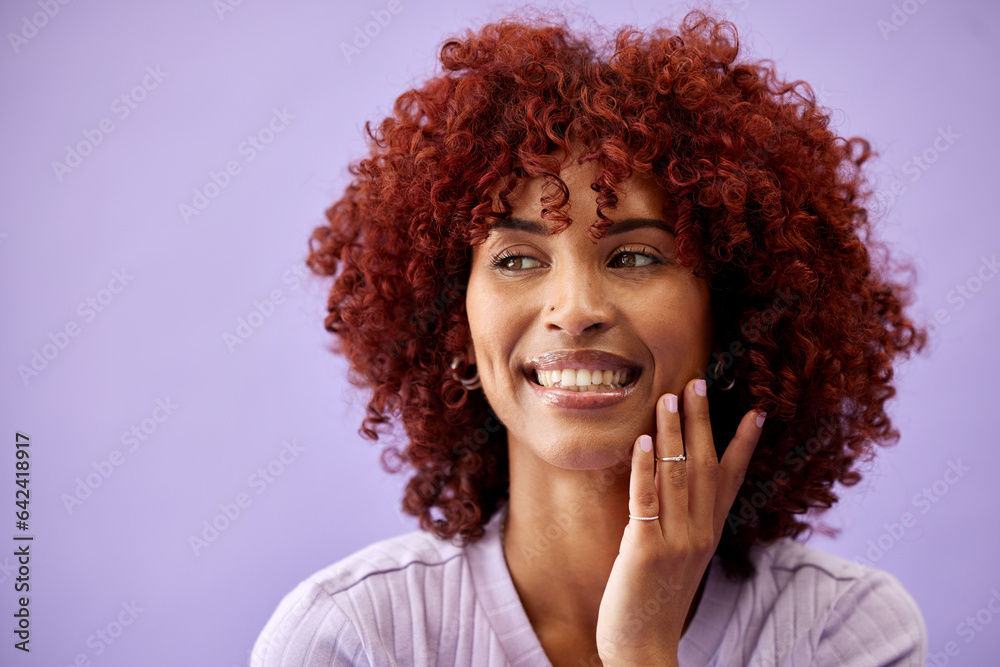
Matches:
[489,250,542,272]
[610,247,662,268]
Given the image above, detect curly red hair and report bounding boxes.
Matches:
[307,9,928,579]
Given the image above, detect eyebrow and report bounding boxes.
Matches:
[488,216,675,236]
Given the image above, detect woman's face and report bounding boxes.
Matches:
[465,152,714,470]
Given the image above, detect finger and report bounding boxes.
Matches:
[654,392,687,530]
[713,409,767,536]
[682,378,718,535]
[628,433,660,530]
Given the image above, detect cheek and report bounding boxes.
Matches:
[464,267,489,346]
[642,287,713,368]
[465,272,522,368]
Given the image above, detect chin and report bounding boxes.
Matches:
[526,433,638,472]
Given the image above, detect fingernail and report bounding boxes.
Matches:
[663,394,678,413]
[756,411,767,428]
[694,379,707,397]
[639,435,652,452]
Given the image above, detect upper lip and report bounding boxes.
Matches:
[524,349,641,374]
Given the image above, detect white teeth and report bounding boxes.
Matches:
[533,367,634,390]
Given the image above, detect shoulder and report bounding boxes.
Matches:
[754,539,927,665]
[755,536,898,592]
[758,538,924,626]
[294,526,466,598]
[252,527,467,667]
[695,538,927,666]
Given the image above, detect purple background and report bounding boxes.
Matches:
[1,0,997,665]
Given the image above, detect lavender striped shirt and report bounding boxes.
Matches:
[252,509,925,665]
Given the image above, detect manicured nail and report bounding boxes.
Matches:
[694,379,707,396]
[639,435,652,452]
[756,411,767,428]
[663,394,678,413]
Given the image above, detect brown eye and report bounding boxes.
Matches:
[489,252,541,272]
[508,256,540,270]
[612,251,656,268]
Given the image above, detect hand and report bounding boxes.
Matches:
[595,377,765,665]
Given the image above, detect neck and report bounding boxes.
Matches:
[501,436,706,651]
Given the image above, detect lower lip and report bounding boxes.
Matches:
[527,374,639,409]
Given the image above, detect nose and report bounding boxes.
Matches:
[543,267,614,336]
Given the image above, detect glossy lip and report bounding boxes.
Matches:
[523,349,642,410]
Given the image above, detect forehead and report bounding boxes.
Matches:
[498,157,668,217]
[486,156,676,240]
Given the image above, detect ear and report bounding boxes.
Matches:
[467,341,477,366]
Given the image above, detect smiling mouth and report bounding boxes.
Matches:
[529,367,639,392]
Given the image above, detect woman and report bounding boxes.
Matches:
[254,9,928,666]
